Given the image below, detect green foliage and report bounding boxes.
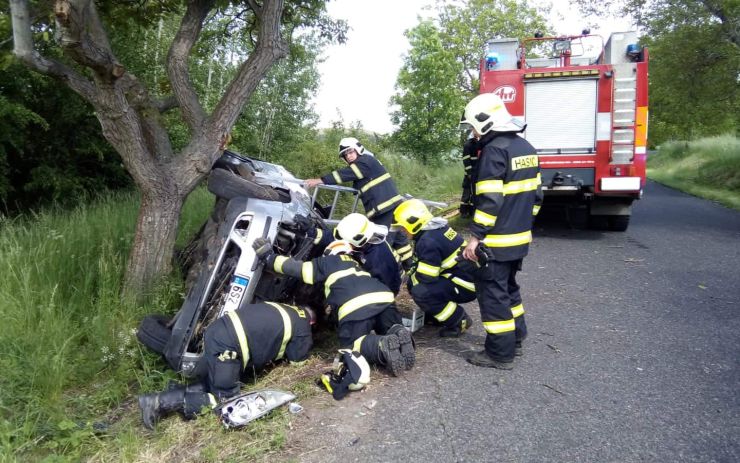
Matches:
[390,0,549,163]
[573,0,740,144]
[648,135,740,209]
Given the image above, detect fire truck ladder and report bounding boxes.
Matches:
[611,63,637,164]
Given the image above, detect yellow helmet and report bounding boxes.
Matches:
[393,199,433,235]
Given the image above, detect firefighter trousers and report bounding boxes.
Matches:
[409,277,476,328]
[338,304,402,365]
[474,258,528,362]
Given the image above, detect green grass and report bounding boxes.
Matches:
[647,134,740,210]
[0,155,464,461]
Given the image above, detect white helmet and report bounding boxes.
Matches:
[334,213,388,248]
[338,137,365,158]
[460,93,525,135]
[323,239,354,256]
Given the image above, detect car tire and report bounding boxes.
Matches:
[137,314,173,355]
[608,215,630,232]
[207,167,282,201]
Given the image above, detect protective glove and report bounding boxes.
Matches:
[459,203,474,218]
[292,214,312,233]
[252,238,274,261]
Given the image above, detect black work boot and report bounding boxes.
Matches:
[466,350,514,370]
[387,324,415,370]
[377,335,404,377]
[515,341,523,357]
[439,313,473,338]
[138,386,186,430]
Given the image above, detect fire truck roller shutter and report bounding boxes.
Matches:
[524,79,598,153]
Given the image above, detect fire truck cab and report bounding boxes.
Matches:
[480,31,648,231]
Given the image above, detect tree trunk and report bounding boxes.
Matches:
[123,186,184,299]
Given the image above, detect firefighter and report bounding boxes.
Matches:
[303,137,414,268]
[137,302,314,429]
[394,199,476,337]
[459,135,479,218]
[333,212,402,295]
[252,237,415,375]
[459,92,543,369]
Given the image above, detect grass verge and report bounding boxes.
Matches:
[647,134,740,210]
[0,152,463,461]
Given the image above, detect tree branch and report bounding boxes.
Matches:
[166,0,213,131]
[54,0,125,81]
[154,95,179,113]
[246,0,263,20]
[208,0,288,140]
[10,0,97,101]
[698,0,739,48]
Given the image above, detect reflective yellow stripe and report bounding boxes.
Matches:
[511,303,525,318]
[226,311,250,369]
[462,154,471,161]
[416,261,440,277]
[474,209,497,226]
[441,249,459,269]
[325,268,371,297]
[482,231,532,248]
[368,195,403,217]
[435,301,457,322]
[338,291,395,320]
[451,276,475,292]
[332,171,342,183]
[352,335,366,352]
[360,172,390,193]
[476,179,504,194]
[396,244,413,261]
[350,163,364,179]
[532,205,541,216]
[410,272,419,286]
[265,302,293,359]
[273,255,288,273]
[464,165,473,171]
[207,393,217,408]
[483,319,516,334]
[302,262,314,284]
[313,228,324,244]
[503,173,541,195]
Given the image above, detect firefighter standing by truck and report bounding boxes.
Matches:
[394,199,477,338]
[304,137,414,268]
[137,302,314,429]
[251,237,415,376]
[459,93,543,369]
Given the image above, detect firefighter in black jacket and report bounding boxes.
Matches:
[460,136,479,218]
[394,199,476,337]
[304,137,414,268]
[333,212,402,295]
[137,302,313,429]
[252,237,415,376]
[460,93,543,369]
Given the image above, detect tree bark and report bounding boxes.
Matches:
[10,0,289,300]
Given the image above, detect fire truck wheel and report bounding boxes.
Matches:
[608,215,630,232]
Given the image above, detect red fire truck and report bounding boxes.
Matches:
[479,31,648,231]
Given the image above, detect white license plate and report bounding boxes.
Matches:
[222,276,249,314]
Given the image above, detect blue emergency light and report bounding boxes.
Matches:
[626,43,641,58]
[485,51,500,70]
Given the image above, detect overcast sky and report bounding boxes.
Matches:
[312,0,633,134]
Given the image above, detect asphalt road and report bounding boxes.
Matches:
[286,181,740,463]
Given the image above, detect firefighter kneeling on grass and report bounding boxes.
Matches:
[137,302,314,429]
[252,237,415,381]
[394,199,476,337]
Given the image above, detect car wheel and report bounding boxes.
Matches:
[137,314,173,355]
[207,167,282,201]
